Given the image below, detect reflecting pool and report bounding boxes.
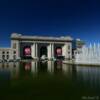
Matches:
[0,61,100,100]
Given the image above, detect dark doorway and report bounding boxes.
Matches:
[40,46,47,57]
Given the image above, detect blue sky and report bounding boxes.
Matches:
[0,0,100,47]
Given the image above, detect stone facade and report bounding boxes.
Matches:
[0,48,17,60]
[0,33,73,60]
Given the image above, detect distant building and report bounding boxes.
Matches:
[72,39,85,58]
[0,48,17,60]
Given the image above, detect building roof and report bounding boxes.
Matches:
[11,33,73,42]
[0,48,15,50]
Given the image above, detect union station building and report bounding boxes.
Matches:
[0,33,84,60]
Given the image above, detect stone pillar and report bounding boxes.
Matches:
[51,43,54,58]
[69,43,72,59]
[17,41,20,59]
[47,43,54,59]
[35,43,38,58]
[31,43,38,59]
[62,44,67,59]
[47,43,52,59]
[31,44,35,59]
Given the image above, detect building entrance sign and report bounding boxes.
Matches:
[24,47,31,56]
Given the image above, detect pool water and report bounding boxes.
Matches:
[0,61,100,100]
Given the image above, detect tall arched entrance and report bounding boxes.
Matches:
[55,47,62,57]
[23,46,32,59]
[40,46,47,58]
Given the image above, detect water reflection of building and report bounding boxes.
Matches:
[48,61,72,76]
[0,61,74,79]
[76,66,100,89]
[31,61,38,73]
[0,62,20,79]
[28,61,73,76]
[62,63,72,76]
[47,61,54,73]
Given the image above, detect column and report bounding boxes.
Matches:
[47,43,54,59]
[62,44,67,59]
[51,43,54,58]
[35,43,38,59]
[69,43,72,59]
[31,43,38,59]
[17,41,20,59]
[31,43,35,59]
[47,43,52,59]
